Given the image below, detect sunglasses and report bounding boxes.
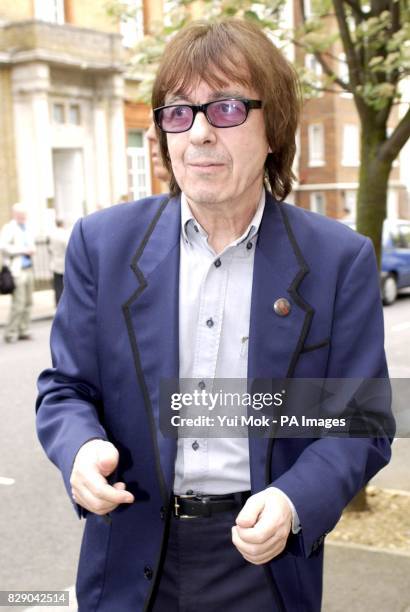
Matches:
[153,98,263,133]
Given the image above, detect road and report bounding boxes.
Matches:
[0,320,82,607]
[0,291,408,609]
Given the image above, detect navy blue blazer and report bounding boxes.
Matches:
[36,192,393,611]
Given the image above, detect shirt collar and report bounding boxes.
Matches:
[180,189,266,247]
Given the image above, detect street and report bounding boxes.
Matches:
[0,291,409,610]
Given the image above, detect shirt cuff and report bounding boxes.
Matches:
[268,486,301,534]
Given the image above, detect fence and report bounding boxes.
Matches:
[33,238,53,290]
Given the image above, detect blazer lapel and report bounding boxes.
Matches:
[248,193,314,491]
[122,195,181,504]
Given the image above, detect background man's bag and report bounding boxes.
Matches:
[0,265,15,294]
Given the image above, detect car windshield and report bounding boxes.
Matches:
[384,224,410,249]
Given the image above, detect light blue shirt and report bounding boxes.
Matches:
[173,190,300,532]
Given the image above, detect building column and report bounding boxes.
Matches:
[108,75,128,203]
[93,96,111,208]
[94,73,127,206]
[11,62,54,235]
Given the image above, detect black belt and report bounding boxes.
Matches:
[173,491,251,518]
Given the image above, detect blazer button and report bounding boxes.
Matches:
[160,506,165,520]
[144,566,153,580]
[273,298,291,317]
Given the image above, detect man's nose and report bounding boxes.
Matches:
[189,111,216,145]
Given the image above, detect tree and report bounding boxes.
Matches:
[108,0,410,263]
[296,0,410,265]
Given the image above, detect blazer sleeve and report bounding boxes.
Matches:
[271,237,395,558]
[36,218,109,516]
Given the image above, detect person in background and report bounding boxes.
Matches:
[0,203,36,343]
[48,219,70,306]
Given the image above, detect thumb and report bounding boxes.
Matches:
[236,493,264,528]
[96,442,119,477]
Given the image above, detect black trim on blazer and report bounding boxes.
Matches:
[121,197,173,612]
[263,203,316,612]
[300,338,330,354]
[122,196,170,503]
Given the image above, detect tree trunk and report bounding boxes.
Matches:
[347,121,393,514]
[356,122,393,267]
[345,487,369,512]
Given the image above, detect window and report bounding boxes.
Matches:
[127,130,151,200]
[69,104,81,125]
[305,54,323,94]
[308,124,325,167]
[52,101,82,125]
[53,103,65,124]
[120,0,144,48]
[343,191,357,220]
[342,124,359,166]
[310,192,326,215]
[34,0,65,24]
[338,53,352,97]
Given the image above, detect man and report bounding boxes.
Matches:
[48,218,70,306]
[1,203,36,343]
[36,20,393,612]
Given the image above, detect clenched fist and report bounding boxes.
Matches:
[232,488,292,564]
[70,439,134,515]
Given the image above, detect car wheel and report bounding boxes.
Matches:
[382,274,398,305]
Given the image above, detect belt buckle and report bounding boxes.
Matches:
[174,493,199,519]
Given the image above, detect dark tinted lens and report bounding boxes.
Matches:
[158,105,193,132]
[207,100,247,127]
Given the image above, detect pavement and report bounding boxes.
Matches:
[1,292,408,611]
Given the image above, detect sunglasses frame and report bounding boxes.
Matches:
[153,98,263,133]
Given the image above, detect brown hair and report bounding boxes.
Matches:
[152,19,301,201]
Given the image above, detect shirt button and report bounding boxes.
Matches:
[198,380,206,390]
[194,225,199,233]
[246,241,253,250]
[192,440,199,451]
[206,318,214,328]
[144,566,153,580]
[214,258,221,268]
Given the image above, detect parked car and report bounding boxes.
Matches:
[341,219,410,305]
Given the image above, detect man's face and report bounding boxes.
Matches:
[165,77,269,210]
[13,209,27,224]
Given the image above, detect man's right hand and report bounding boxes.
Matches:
[70,439,134,515]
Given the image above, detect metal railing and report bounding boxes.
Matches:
[33,238,53,290]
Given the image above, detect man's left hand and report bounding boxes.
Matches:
[232,488,292,565]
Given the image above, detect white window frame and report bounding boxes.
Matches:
[342,124,360,167]
[34,0,65,24]
[127,130,152,200]
[51,99,83,126]
[305,54,323,95]
[310,192,326,215]
[308,123,325,167]
[338,53,352,98]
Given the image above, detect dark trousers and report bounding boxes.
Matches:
[151,509,276,612]
[53,273,64,306]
